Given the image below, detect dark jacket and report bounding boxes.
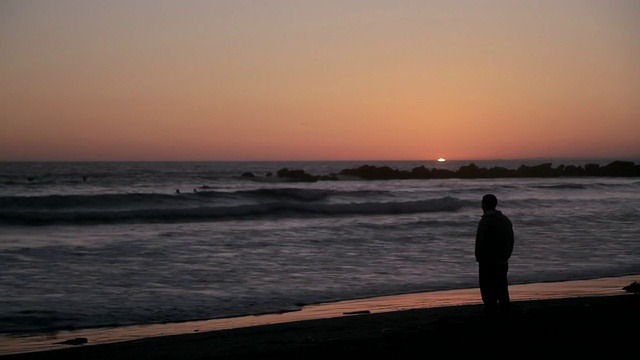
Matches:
[475,210,514,263]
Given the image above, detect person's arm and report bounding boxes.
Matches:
[506,218,514,258]
[475,218,489,262]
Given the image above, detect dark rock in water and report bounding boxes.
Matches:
[562,164,585,176]
[410,165,430,178]
[603,160,637,177]
[584,163,601,176]
[623,281,640,294]
[242,161,640,182]
[339,165,411,180]
[516,163,555,177]
[337,160,640,180]
[55,337,88,346]
[241,172,255,178]
[276,168,318,182]
[429,168,456,179]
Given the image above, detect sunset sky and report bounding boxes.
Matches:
[1,0,639,161]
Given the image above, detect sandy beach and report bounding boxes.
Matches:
[2,275,639,359]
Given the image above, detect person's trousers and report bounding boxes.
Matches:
[478,262,510,312]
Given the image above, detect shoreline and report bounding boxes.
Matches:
[1,274,638,358]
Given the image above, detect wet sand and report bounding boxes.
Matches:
[2,275,639,359]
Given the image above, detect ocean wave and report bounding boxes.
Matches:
[0,193,179,210]
[0,177,55,186]
[533,184,587,190]
[0,196,464,225]
[234,188,386,201]
[532,181,640,190]
[0,188,390,209]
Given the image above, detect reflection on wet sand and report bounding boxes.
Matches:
[1,274,637,356]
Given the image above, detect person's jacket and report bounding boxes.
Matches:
[475,210,514,263]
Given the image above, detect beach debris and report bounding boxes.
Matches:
[623,281,640,294]
[54,337,88,346]
[343,310,371,315]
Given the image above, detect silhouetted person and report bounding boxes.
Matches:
[475,194,514,314]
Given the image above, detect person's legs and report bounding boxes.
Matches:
[496,263,511,311]
[479,262,498,313]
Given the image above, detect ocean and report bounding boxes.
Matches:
[1,159,639,334]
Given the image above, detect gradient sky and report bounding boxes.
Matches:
[1,0,639,161]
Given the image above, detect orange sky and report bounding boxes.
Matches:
[1,0,639,161]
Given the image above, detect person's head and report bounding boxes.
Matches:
[482,194,498,212]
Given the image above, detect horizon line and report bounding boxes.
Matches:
[1,156,640,163]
